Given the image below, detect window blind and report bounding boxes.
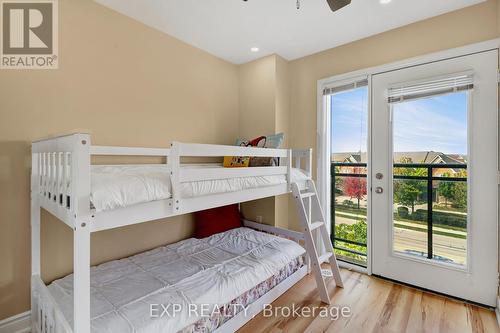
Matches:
[323,78,368,96]
[388,72,474,104]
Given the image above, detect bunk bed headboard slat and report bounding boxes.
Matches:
[176,142,288,158]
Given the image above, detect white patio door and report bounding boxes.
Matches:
[371,50,498,306]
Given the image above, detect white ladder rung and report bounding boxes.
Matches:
[318,252,333,263]
[310,221,323,230]
[291,181,344,304]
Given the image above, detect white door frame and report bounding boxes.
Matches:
[316,38,499,275]
[371,50,498,306]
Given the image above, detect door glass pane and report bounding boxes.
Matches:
[392,92,468,267]
[331,86,368,267]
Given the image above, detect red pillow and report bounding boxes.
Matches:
[194,204,243,238]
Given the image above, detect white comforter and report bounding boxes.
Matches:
[91,164,308,212]
[91,165,171,212]
[48,227,306,333]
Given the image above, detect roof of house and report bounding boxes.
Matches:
[332,151,467,164]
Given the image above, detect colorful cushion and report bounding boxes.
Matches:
[223,156,250,168]
[236,133,284,149]
[193,204,243,238]
[236,133,284,167]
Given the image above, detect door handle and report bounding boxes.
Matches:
[375,187,383,194]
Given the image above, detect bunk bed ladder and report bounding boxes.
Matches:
[291,180,343,305]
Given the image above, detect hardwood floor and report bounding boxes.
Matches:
[238,267,499,333]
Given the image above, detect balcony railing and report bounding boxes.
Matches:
[331,162,467,266]
[331,162,368,265]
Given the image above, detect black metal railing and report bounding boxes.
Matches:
[331,162,467,264]
[331,162,368,265]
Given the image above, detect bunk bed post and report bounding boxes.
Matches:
[307,148,327,263]
[31,151,40,277]
[31,150,41,332]
[306,149,315,273]
[169,142,181,213]
[294,153,300,169]
[71,134,92,333]
[74,226,91,333]
[285,149,292,190]
[306,148,313,178]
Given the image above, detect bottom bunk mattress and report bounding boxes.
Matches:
[47,227,306,333]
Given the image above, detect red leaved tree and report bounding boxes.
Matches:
[343,171,367,209]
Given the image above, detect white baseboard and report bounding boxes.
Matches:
[0,311,30,333]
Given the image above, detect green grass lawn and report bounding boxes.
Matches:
[334,210,467,240]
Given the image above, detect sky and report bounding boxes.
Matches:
[331,87,467,155]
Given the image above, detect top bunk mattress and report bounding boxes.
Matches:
[47,227,306,333]
[91,164,309,212]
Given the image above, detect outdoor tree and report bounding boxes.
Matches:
[393,157,427,214]
[437,170,467,210]
[343,169,367,209]
[394,182,423,214]
[334,220,367,264]
[334,165,344,196]
[452,182,467,209]
[438,174,454,207]
[452,170,467,209]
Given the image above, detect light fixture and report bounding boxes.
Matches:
[250,47,259,53]
[380,0,392,4]
[242,0,352,13]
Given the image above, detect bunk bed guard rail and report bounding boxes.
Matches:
[31,134,313,230]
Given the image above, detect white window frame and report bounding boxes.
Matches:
[317,75,370,272]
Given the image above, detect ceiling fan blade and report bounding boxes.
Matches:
[326,0,352,12]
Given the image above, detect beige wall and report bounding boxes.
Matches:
[274,56,291,229]
[238,55,291,228]
[287,0,499,230]
[238,55,277,225]
[0,0,239,320]
[275,56,291,149]
[238,55,277,139]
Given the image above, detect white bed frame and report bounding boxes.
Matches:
[31,133,313,333]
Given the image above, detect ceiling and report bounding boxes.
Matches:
[95,0,486,64]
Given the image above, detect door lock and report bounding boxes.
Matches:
[375,187,384,194]
[376,173,384,180]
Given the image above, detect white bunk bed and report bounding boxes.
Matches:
[31,133,317,333]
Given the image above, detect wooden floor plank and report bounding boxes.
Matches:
[405,291,446,333]
[238,268,499,333]
[325,276,392,333]
[477,306,500,333]
[438,298,472,333]
[372,284,415,333]
[303,269,366,333]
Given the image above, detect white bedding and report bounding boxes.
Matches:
[47,227,306,333]
[91,164,309,212]
[91,165,172,212]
